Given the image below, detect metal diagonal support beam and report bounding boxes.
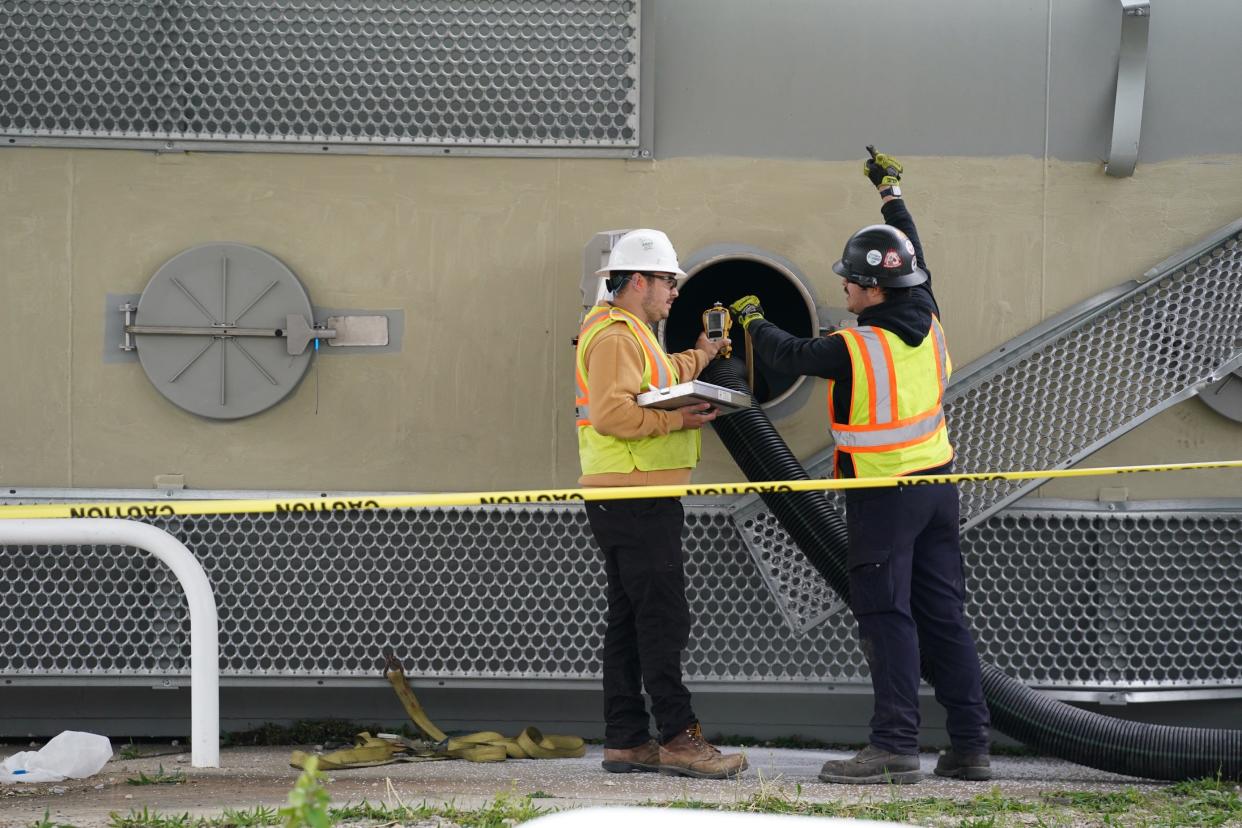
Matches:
[1106,0,1150,177]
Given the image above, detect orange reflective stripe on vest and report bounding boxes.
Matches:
[575,304,676,426]
[574,306,615,425]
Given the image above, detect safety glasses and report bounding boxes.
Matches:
[644,272,679,289]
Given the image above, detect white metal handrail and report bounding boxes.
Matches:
[0,519,219,767]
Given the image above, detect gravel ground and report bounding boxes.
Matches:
[0,743,1170,827]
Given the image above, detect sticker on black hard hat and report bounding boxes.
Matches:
[904,239,916,256]
[865,249,883,266]
[882,250,903,269]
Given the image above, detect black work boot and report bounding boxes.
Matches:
[818,745,922,784]
[934,749,992,780]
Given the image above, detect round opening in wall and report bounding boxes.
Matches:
[665,247,820,412]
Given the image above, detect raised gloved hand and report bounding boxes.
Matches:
[729,295,766,330]
[864,151,903,187]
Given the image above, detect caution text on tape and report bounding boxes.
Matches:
[0,460,1237,521]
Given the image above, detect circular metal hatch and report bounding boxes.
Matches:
[667,244,823,420]
[1199,369,1242,424]
[134,243,314,420]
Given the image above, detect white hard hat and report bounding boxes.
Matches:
[595,228,686,277]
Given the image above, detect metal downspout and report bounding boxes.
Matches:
[1105,0,1151,177]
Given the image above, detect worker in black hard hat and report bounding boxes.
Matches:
[729,152,991,785]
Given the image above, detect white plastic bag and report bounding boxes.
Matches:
[0,731,113,783]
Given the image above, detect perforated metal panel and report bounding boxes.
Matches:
[944,229,1242,528]
[0,505,860,683]
[741,220,1242,631]
[965,504,1242,687]
[0,499,1238,690]
[0,1,642,155]
[731,495,848,631]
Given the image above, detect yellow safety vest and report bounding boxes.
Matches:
[828,317,954,478]
[575,305,701,477]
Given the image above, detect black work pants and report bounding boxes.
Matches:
[585,497,695,748]
[845,482,991,755]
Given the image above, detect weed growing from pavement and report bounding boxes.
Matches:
[217,806,279,827]
[435,790,550,825]
[118,743,143,761]
[108,806,195,828]
[28,810,76,828]
[278,756,331,828]
[125,765,187,786]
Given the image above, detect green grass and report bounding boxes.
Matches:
[331,792,549,827]
[125,764,187,786]
[1162,776,1242,827]
[216,806,278,827]
[108,807,195,828]
[98,793,547,828]
[71,773,1239,828]
[664,785,1039,823]
[660,776,1242,827]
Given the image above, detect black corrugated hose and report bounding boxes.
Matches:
[701,356,1241,781]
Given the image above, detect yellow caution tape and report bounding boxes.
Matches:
[0,460,1238,520]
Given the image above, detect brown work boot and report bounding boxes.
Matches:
[601,739,661,773]
[658,724,748,779]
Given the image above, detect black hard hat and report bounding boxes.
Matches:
[831,224,928,288]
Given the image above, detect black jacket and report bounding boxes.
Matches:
[747,199,948,478]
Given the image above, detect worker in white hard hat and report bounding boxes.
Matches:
[574,228,747,780]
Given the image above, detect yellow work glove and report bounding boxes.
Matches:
[729,295,766,330]
[864,152,903,187]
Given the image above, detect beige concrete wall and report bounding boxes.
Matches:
[1,148,1239,497]
[0,151,72,486]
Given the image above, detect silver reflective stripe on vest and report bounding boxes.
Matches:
[576,405,590,421]
[855,327,894,423]
[832,407,946,449]
[930,318,948,391]
[617,312,673,389]
[646,341,673,389]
